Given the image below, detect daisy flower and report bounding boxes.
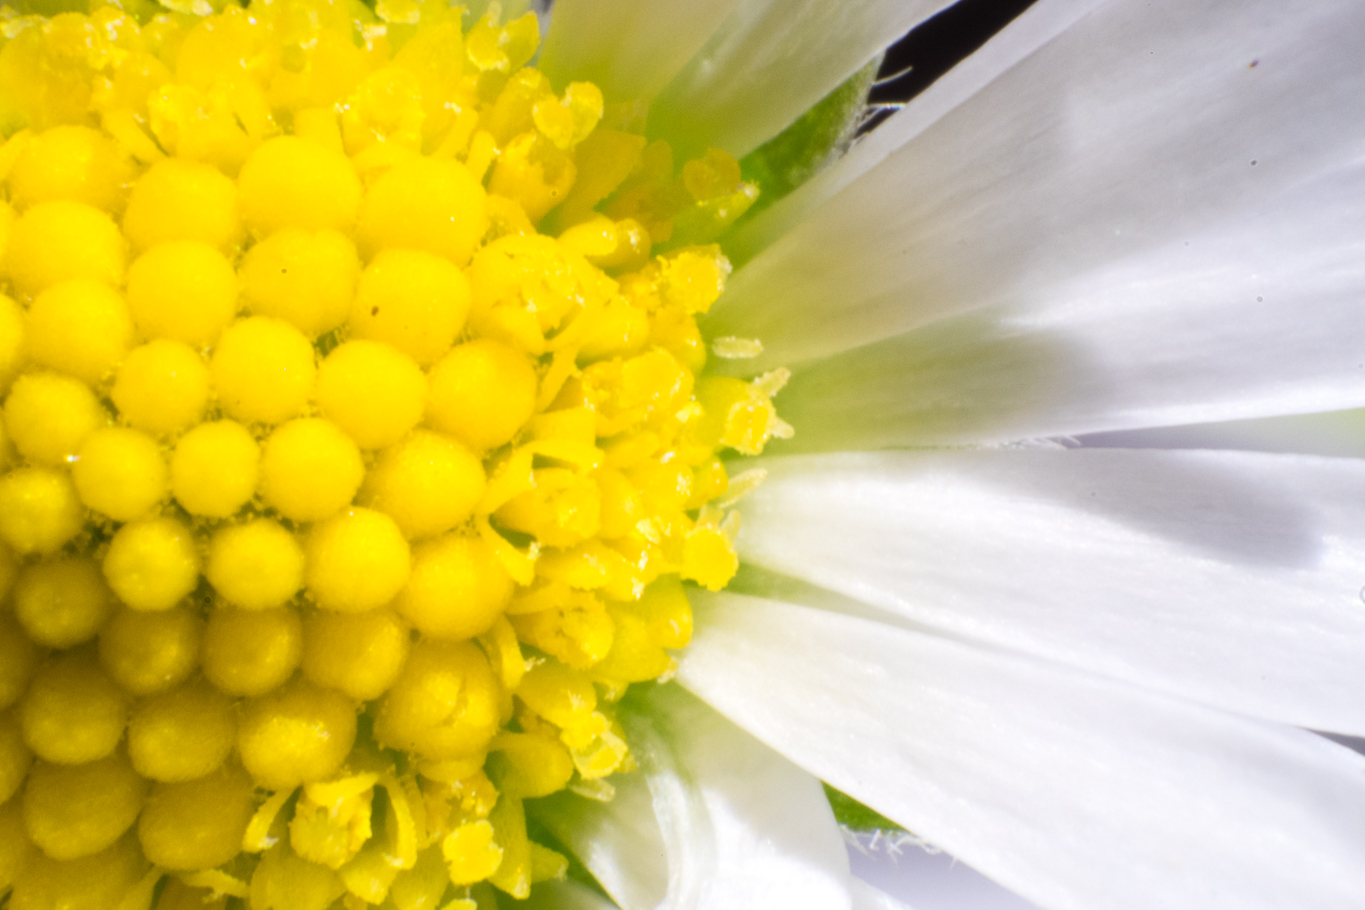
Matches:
[0,0,1361,909]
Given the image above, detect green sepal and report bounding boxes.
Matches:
[738,55,881,219]
[823,783,908,835]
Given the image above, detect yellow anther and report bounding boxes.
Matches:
[27,279,133,383]
[444,819,503,885]
[488,132,577,224]
[465,8,539,74]
[127,239,238,347]
[496,468,602,549]
[489,731,574,799]
[532,82,604,151]
[111,340,210,436]
[486,792,531,899]
[170,419,260,518]
[98,606,202,696]
[291,784,374,870]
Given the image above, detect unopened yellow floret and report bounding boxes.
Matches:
[102,516,201,612]
[239,136,363,237]
[374,639,500,760]
[72,427,167,522]
[6,200,125,298]
[236,679,357,790]
[97,606,202,696]
[356,156,486,266]
[426,339,537,451]
[3,371,104,465]
[396,533,512,641]
[0,467,84,556]
[207,519,305,610]
[21,752,147,860]
[0,711,30,805]
[12,558,114,650]
[362,430,485,539]
[201,606,303,698]
[26,279,133,384]
[240,228,359,337]
[305,507,411,613]
[350,248,470,365]
[9,126,134,214]
[211,317,317,424]
[122,158,241,252]
[302,608,411,701]
[169,419,260,518]
[20,651,128,765]
[0,294,24,393]
[316,340,427,449]
[127,240,238,347]
[138,764,255,870]
[0,615,40,711]
[111,340,211,435]
[259,418,364,522]
[127,681,236,783]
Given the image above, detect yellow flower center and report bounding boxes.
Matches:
[0,0,790,905]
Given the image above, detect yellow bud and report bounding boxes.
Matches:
[127,681,235,782]
[20,651,128,765]
[201,606,302,698]
[259,418,364,523]
[426,339,537,452]
[8,832,145,910]
[396,534,512,641]
[72,427,167,522]
[302,608,410,702]
[207,519,304,610]
[26,280,133,384]
[350,248,470,366]
[102,516,200,612]
[0,467,84,557]
[240,228,358,337]
[6,200,125,298]
[0,710,33,806]
[0,293,25,394]
[170,419,260,518]
[138,763,255,870]
[362,431,485,540]
[3,371,105,466]
[211,317,316,425]
[12,558,114,650]
[237,679,357,790]
[123,158,241,252]
[239,136,363,236]
[97,606,202,697]
[0,614,41,711]
[374,640,500,760]
[316,340,427,449]
[21,753,147,860]
[306,508,411,613]
[357,156,487,266]
[9,126,133,214]
[127,240,238,347]
[111,340,210,435]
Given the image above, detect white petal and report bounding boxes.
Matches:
[706,0,1365,396]
[647,0,954,158]
[530,686,851,910]
[732,448,1365,735]
[537,0,741,102]
[522,880,621,910]
[679,593,1365,910]
[851,879,918,910]
[1081,408,1365,459]
[632,684,853,910]
[531,771,667,910]
[726,0,1107,264]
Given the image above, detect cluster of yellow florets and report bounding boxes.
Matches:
[0,0,790,907]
